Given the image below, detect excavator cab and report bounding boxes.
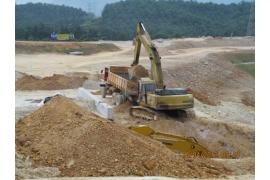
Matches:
[137,77,194,111]
[138,77,156,103]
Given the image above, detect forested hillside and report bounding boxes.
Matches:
[15,0,255,40]
[15,3,93,40]
[100,0,254,39]
[15,0,253,16]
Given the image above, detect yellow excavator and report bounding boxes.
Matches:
[129,125,213,158]
[129,125,239,159]
[129,22,194,119]
[102,22,194,120]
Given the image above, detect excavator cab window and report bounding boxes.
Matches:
[139,82,156,103]
[155,88,188,96]
[143,83,156,93]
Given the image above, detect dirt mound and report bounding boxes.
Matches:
[168,38,254,50]
[16,152,60,180]
[16,71,27,81]
[16,74,88,90]
[241,91,255,107]
[16,96,230,178]
[129,65,149,80]
[163,51,255,105]
[214,157,254,176]
[16,41,120,55]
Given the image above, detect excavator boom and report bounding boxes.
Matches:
[132,22,164,89]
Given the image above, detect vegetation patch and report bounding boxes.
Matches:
[228,53,255,64]
[16,1,254,40]
[15,41,120,55]
[237,64,255,77]
[225,52,255,77]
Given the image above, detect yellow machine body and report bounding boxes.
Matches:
[129,125,213,158]
[138,77,194,110]
[146,92,194,110]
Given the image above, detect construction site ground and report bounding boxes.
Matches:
[15,37,255,180]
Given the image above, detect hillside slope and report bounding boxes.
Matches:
[15,1,255,40]
[100,0,255,39]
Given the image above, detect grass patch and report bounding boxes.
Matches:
[16,41,120,55]
[237,64,255,77]
[227,52,255,64]
[223,51,255,77]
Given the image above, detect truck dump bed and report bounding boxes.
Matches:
[107,66,138,95]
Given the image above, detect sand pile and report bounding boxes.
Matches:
[16,96,230,178]
[16,74,88,90]
[128,65,149,80]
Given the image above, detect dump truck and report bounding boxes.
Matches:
[101,22,194,120]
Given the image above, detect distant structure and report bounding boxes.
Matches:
[50,32,75,41]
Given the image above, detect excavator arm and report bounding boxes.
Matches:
[132,22,164,89]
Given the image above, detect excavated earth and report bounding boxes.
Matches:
[16,96,230,178]
[163,50,255,106]
[15,38,255,179]
[128,65,149,80]
[16,74,88,90]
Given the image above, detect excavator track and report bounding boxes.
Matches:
[129,106,157,121]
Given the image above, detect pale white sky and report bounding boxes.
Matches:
[15,0,253,16]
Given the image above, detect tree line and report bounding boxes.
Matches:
[15,0,255,41]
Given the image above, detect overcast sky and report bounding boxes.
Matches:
[15,0,253,16]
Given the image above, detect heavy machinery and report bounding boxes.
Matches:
[101,22,194,120]
[129,125,239,159]
[129,125,213,158]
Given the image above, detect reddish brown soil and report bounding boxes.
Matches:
[16,74,88,90]
[16,97,230,178]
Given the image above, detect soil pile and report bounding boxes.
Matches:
[16,96,230,178]
[16,41,120,55]
[16,71,27,81]
[16,74,88,90]
[163,51,255,105]
[168,37,254,50]
[128,65,149,80]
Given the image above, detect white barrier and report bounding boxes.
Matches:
[77,88,113,120]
